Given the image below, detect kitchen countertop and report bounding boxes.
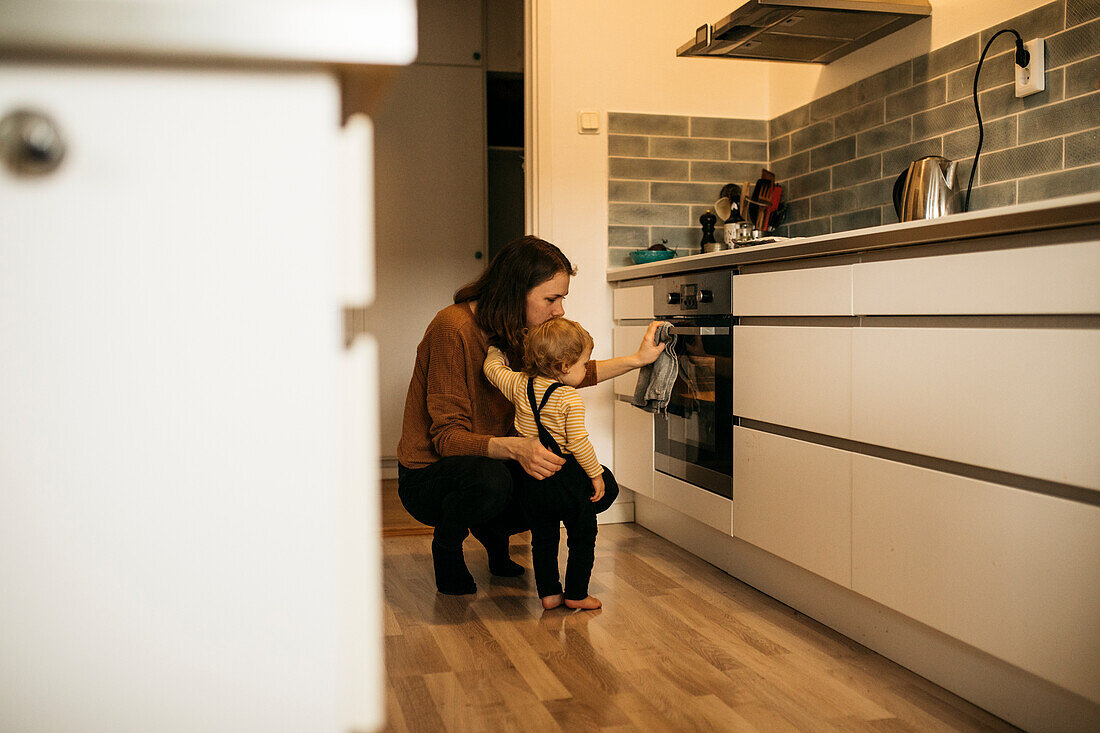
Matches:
[0,0,417,68]
[607,193,1100,282]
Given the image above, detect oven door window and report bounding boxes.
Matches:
[654,321,733,497]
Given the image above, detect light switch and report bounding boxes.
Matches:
[578,110,600,134]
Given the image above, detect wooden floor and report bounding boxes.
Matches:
[381,522,1019,732]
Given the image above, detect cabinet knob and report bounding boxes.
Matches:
[0,109,67,177]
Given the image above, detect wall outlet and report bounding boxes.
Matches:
[1015,38,1045,98]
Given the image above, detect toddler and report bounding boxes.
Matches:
[483,318,617,610]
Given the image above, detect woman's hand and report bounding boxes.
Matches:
[633,320,669,367]
[590,474,605,502]
[489,436,565,479]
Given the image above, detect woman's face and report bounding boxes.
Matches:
[525,271,570,328]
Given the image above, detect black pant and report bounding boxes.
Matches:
[398,456,529,549]
[521,457,619,600]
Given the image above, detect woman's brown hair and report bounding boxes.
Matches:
[454,236,576,367]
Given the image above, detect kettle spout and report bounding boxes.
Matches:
[941,158,958,188]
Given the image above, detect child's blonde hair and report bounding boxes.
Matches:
[523,318,594,378]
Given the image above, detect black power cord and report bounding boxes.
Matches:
[965,28,1031,213]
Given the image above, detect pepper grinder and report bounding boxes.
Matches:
[700,209,720,253]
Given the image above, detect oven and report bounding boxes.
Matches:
[652,271,734,499]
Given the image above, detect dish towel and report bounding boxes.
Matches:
[631,323,678,413]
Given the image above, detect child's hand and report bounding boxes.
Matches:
[591,474,605,502]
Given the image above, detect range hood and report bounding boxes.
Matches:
[677,0,931,64]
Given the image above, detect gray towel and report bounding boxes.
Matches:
[632,323,678,413]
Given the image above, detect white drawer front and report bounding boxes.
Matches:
[613,284,655,320]
[852,454,1100,704]
[852,327,1100,489]
[612,325,648,398]
[733,326,852,438]
[652,471,732,535]
[733,428,852,587]
[613,401,654,498]
[733,265,852,316]
[853,241,1100,315]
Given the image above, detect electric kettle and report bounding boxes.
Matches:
[892,156,960,222]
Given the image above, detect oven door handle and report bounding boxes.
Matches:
[668,326,730,336]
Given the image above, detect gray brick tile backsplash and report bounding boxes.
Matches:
[608,112,688,136]
[887,78,947,121]
[912,34,980,82]
[610,157,688,181]
[769,135,791,161]
[943,116,1018,160]
[834,155,883,185]
[608,135,648,157]
[1065,127,1099,166]
[650,137,728,160]
[690,161,764,182]
[771,105,810,138]
[811,187,859,217]
[912,98,976,140]
[836,100,885,136]
[810,136,857,169]
[788,217,832,237]
[1065,54,1100,98]
[1045,18,1099,68]
[785,169,832,200]
[771,151,810,179]
[978,68,1065,120]
[1019,91,1100,142]
[791,120,835,154]
[968,181,1018,210]
[691,117,767,139]
[730,140,769,161]
[858,118,913,156]
[883,138,944,177]
[610,203,690,226]
[1018,163,1100,201]
[980,2,1065,48]
[832,207,882,232]
[978,138,1063,183]
[608,0,1097,262]
[609,180,648,202]
[651,181,723,204]
[608,226,647,247]
[1067,0,1100,26]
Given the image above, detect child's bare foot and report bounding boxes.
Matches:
[541,594,563,610]
[564,595,602,610]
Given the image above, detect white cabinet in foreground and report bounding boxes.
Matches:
[613,401,654,498]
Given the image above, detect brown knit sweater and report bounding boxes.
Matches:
[397,302,597,468]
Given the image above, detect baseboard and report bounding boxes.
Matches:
[634,495,1100,733]
[380,457,399,480]
[597,496,634,525]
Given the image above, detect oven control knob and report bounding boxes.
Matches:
[667,292,681,305]
[699,289,713,303]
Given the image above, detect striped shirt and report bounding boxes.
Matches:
[483,346,603,478]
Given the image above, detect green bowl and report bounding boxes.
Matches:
[629,249,676,264]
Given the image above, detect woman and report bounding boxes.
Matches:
[396,236,664,595]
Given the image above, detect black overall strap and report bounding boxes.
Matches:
[527,377,566,457]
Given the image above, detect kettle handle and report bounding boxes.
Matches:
[892,168,908,220]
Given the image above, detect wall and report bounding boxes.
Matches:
[531,0,772,461]
[770,0,1100,237]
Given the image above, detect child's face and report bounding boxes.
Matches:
[556,346,592,387]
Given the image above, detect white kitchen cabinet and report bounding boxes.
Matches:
[733,325,852,438]
[613,283,655,320]
[733,264,853,316]
[613,401,654,498]
[733,427,852,587]
[0,64,382,733]
[652,471,732,536]
[416,0,484,66]
[851,327,1100,489]
[854,240,1100,315]
[613,324,650,398]
[852,454,1100,704]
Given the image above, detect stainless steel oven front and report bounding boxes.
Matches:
[652,271,734,499]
